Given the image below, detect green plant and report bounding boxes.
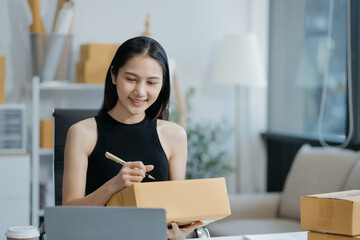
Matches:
[170,88,233,179]
[186,121,233,179]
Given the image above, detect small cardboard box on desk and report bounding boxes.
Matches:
[107,177,231,226]
[301,190,360,240]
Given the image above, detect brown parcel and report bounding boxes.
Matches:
[76,60,108,84]
[76,44,119,84]
[301,190,360,236]
[79,43,119,62]
[308,232,360,240]
[107,177,231,226]
[40,119,53,149]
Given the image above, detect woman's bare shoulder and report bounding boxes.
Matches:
[67,117,97,141]
[157,119,186,139]
[66,117,97,155]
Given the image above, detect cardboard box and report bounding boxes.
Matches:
[76,60,108,84]
[308,232,360,240]
[107,177,231,226]
[80,43,119,62]
[301,190,360,236]
[40,119,53,148]
[76,43,119,84]
[0,56,5,104]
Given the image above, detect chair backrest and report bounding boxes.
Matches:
[53,109,98,205]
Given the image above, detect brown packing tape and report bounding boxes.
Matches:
[318,199,334,231]
[324,192,360,199]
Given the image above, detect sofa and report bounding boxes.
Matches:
[207,144,360,236]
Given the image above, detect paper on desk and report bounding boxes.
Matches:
[243,232,307,240]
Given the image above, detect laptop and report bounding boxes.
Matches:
[44,206,167,240]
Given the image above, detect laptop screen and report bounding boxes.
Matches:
[44,206,166,240]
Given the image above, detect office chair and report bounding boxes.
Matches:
[53,108,98,205]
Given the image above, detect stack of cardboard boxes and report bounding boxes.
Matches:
[301,190,360,240]
[76,43,119,84]
[0,56,5,104]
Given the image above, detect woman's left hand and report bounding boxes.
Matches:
[167,221,203,240]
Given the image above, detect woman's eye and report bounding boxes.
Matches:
[147,81,157,85]
[127,78,136,82]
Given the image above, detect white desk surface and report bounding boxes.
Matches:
[191,231,308,240]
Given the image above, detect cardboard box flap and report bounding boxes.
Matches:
[305,190,360,202]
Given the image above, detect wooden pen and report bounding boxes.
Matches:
[105,151,155,180]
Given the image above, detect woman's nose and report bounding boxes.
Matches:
[134,82,146,97]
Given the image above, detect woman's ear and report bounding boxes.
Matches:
[110,66,116,85]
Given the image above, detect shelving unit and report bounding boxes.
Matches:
[0,154,30,236]
[31,76,104,226]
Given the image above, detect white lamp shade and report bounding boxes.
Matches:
[212,34,267,87]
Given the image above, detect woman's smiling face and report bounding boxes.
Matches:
[111,54,163,120]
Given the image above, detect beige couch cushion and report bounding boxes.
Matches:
[343,159,360,190]
[278,144,360,220]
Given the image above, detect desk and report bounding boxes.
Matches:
[191,231,307,240]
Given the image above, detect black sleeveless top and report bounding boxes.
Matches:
[85,112,169,195]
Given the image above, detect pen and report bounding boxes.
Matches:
[105,151,155,180]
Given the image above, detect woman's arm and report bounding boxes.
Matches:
[62,118,152,206]
[157,120,203,240]
[157,120,187,180]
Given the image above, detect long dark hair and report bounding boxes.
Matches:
[98,36,170,120]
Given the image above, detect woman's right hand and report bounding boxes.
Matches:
[112,161,154,192]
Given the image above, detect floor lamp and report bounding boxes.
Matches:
[212,34,266,193]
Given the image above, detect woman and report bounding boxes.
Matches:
[62,36,202,239]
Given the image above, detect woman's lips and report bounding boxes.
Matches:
[129,97,146,106]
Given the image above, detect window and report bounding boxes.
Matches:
[268,0,359,144]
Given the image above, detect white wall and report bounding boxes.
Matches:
[73,0,269,193]
[1,0,270,193]
[72,0,248,123]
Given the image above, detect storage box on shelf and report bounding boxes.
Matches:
[31,76,103,227]
[0,104,27,154]
[76,43,119,84]
[40,119,53,149]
